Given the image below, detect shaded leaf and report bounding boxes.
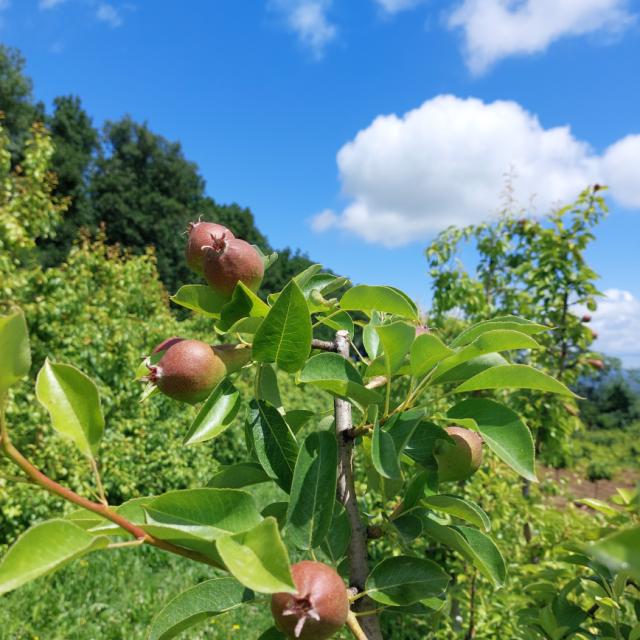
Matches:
[217,282,269,333]
[0,308,31,395]
[589,526,640,580]
[246,400,298,492]
[286,430,338,550]
[366,555,450,606]
[207,463,271,489]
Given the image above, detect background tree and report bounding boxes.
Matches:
[0,45,43,163]
[37,96,99,266]
[426,186,607,464]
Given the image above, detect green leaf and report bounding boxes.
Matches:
[207,463,271,489]
[430,353,508,385]
[366,556,450,606]
[0,520,109,596]
[253,281,312,373]
[321,503,351,563]
[421,518,506,587]
[317,311,354,337]
[254,246,279,272]
[432,330,541,382]
[255,364,283,413]
[372,420,401,480]
[286,430,338,550]
[451,316,549,348]
[589,526,640,580]
[284,410,315,434]
[35,359,104,457]
[217,282,269,333]
[340,285,419,321]
[410,334,454,377]
[363,312,383,359]
[376,321,416,376]
[447,398,537,482]
[386,409,425,459]
[170,285,227,318]
[246,400,298,492]
[142,489,262,542]
[0,308,31,395]
[148,577,254,640]
[422,495,491,531]
[183,379,241,446]
[257,627,288,640]
[453,364,577,397]
[216,518,296,594]
[299,353,382,407]
[404,421,447,468]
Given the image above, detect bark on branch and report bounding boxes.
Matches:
[334,330,383,640]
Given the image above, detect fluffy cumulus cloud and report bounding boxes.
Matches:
[575,290,640,368]
[270,0,337,58]
[313,95,640,246]
[448,0,635,74]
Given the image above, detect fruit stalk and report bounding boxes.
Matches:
[333,330,383,640]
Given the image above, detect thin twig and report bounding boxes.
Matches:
[311,338,338,352]
[0,412,222,569]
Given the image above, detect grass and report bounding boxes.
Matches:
[0,546,275,640]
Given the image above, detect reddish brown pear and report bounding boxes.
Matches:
[185,221,235,275]
[271,561,349,640]
[435,426,483,483]
[202,232,264,297]
[145,339,226,404]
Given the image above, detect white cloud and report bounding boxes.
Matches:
[448,0,635,74]
[375,0,426,13]
[39,0,66,9]
[576,289,640,368]
[312,95,640,247]
[601,135,640,208]
[96,3,122,28]
[270,0,337,58]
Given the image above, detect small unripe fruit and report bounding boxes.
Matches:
[435,426,483,483]
[185,221,235,275]
[581,314,591,323]
[145,339,226,404]
[202,233,264,298]
[271,561,349,640]
[586,358,605,370]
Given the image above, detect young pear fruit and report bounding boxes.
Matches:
[145,339,226,404]
[202,232,264,297]
[435,426,483,483]
[271,561,349,640]
[185,221,235,275]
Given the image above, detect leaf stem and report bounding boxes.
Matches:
[89,457,108,506]
[0,411,223,569]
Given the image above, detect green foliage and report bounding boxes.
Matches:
[426,186,607,462]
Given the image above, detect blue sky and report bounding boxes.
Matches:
[2,0,640,365]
